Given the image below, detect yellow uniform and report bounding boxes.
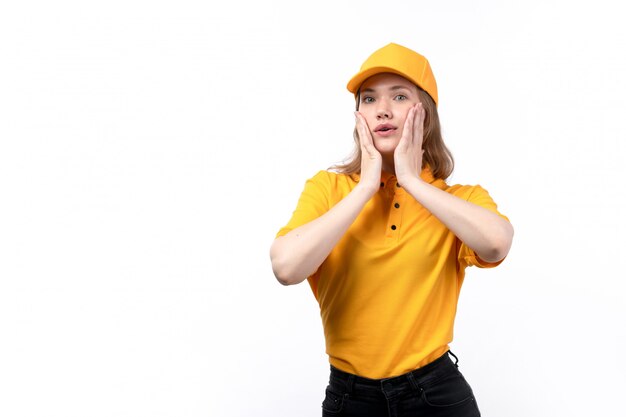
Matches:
[276,167,509,379]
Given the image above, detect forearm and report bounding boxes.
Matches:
[270,183,376,285]
[401,176,514,263]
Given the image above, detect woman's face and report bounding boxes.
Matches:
[357,73,421,156]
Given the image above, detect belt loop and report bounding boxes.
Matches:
[346,373,355,395]
[448,350,459,367]
[407,371,420,392]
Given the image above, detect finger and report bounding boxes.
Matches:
[410,105,420,146]
[399,106,415,150]
[413,103,425,149]
[355,112,376,155]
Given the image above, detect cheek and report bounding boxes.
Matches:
[398,115,408,131]
[361,112,378,130]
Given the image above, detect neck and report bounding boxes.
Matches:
[382,155,395,176]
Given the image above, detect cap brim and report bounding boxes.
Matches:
[346,66,419,95]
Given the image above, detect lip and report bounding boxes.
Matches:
[374,124,397,137]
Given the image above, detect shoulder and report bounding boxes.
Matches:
[446,182,508,219]
[445,183,492,201]
[307,169,358,189]
[423,170,487,201]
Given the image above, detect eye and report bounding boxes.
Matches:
[361,96,374,104]
[395,94,408,101]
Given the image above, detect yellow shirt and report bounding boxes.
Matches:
[276,168,509,379]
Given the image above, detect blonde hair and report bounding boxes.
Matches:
[331,88,454,180]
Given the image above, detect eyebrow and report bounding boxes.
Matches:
[360,85,413,94]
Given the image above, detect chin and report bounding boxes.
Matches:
[374,141,399,155]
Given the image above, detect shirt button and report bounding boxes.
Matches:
[394,203,400,209]
[391,225,397,230]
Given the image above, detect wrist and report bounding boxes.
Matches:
[354,180,379,199]
[396,172,422,188]
[397,174,426,195]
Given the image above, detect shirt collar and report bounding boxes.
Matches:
[350,165,442,186]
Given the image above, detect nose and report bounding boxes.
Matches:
[376,99,392,119]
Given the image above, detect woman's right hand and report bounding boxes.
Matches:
[270,114,383,286]
[355,111,382,195]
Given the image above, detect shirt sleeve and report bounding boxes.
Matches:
[275,170,332,238]
[456,185,511,269]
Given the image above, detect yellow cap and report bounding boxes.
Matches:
[347,43,438,106]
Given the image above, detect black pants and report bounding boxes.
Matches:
[322,351,481,417]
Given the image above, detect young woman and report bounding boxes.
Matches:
[270,43,513,417]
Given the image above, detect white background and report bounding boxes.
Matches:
[1,0,625,416]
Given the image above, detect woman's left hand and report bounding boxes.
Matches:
[394,103,425,184]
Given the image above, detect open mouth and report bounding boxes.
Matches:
[375,124,396,133]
